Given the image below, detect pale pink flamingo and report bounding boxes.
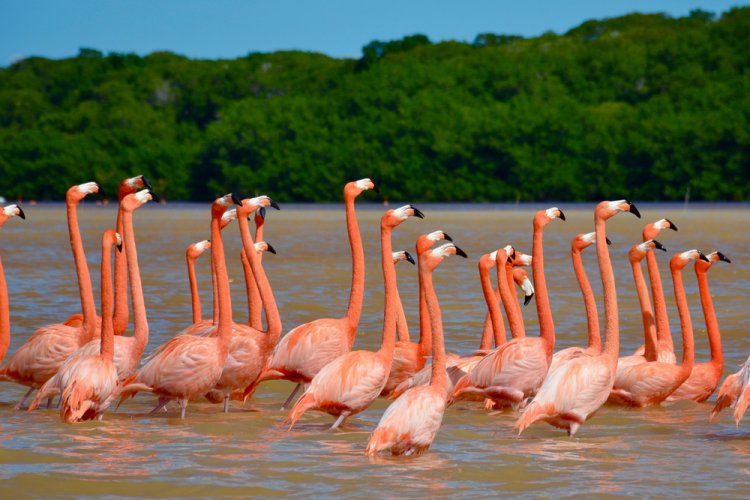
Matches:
[186,240,211,325]
[710,355,750,426]
[381,231,451,397]
[546,232,606,373]
[28,230,122,422]
[608,249,707,407]
[286,205,423,430]
[666,251,730,402]
[117,193,241,418]
[512,268,534,306]
[0,182,101,408]
[515,200,641,436]
[366,243,465,456]
[632,219,679,363]
[449,207,565,409]
[0,205,25,364]
[254,179,377,409]
[244,208,268,330]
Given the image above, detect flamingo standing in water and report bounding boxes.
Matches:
[286,205,423,430]
[0,182,101,407]
[608,249,707,407]
[449,208,565,409]
[28,230,122,422]
[710,355,750,426]
[666,251,730,402]
[117,193,241,418]
[366,243,466,456]
[253,179,377,409]
[0,205,25,364]
[547,232,607,373]
[34,190,153,395]
[515,200,641,436]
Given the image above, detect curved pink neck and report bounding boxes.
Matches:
[0,254,9,363]
[506,262,524,333]
[344,193,365,334]
[532,221,554,354]
[695,267,723,368]
[67,199,97,342]
[187,253,202,324]
[100,237,115,360]
[573,248,601,352]
[671,264,695,373]
[630,257,657,360]
[122,209,148,351]
[248,219,264,329]
[422,262,448,393]
[479,261,506,347]
[113,206,129,335]
[237,215,282,345]
[395,274,410,343]
[210,257,219,325]
[595,215,619,361]
[416,254,432,358]
[498,256,525,339]
[378,225,397,361]
[210,215,233,352]
[646,251,674,354]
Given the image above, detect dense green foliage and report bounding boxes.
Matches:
[1,8,748,201]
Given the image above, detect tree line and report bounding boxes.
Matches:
[0,7,747,202]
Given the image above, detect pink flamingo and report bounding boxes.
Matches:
[608,249,707,407]
[244,208,268,330]
[366,243,466,456]
[547,232,606,373]
[512,267,534,307]
[710,355,750,426]
[515,200,641,436]
[632,219,679,363]
[286,205,423,430]
[666,251,730,402]
[254,179,377,409]
[28,230,122,422]
[392,250,416,344]
[117,193,241,418]
[0,182,101,407]
[0,205,25,364]
[449,208,565,409]
[186,240,211,325]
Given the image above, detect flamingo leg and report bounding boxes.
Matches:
[280,383,302,410]
[14,387,34,409]
[46,397,53,409]
[179,399,188,419]
[223,395,230,413]
[148,397,170,415]
[330,411,351,430]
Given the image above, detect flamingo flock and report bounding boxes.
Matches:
[0,177,746,457]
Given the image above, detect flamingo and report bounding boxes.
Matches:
[286,205,423,430]
[0,205,25,364]
[35,190,153,392]
[253,178,377,409]
[632,219,679,363]
[366,243,466,456]
[546,232,607,373]
[0,182,101,408]
[392,250,416,344]
[515,200,641,437]
[710,355,750,426]
[608,249,707,407]
[381,231,451,397]
[448,208,565,409]
[243,208,269,330]
[28,230,122,422]
[512,267,534,307]
[117,193,241,418]
[186,240,211,325]
[666,251,731,402]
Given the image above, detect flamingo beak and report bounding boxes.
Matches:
[231,193,242,206]
[627,201,641,218]
[666,218,678,231]
[606,237,612,246]
[411,206,425,219]
[698,251,709,262]
[454,246,468,258]
[524,293,534,306]
[442,232,453,242]
[16,207,26,220]
[717,252,731,263]
[266,243,277,255]
[141,175,153,191]
[405,252,416,265]
[653,240,667,252]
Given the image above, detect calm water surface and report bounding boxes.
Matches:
[0,202,748,498]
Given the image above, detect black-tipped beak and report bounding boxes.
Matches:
[231,193,242,206]
[149,190,160,203]
[141,175,153,191]
[454,246,468,258]
[653,240,667,252]
[605,237,612,246]
[524,293,534,306]
[442,232,453,242]
[698,251,709,262]
[270,199,280,210]
[558,210,566,221]
[405,251,416,265]
[266,243,277,255]
[258,207,266,219]
[16,207,25,220]
[116,241,123,253]
[627,201,641,218]
[666,218,678,231]
[411,206,425,219]
[717,251,731,263]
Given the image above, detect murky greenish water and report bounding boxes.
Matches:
[0,202,748,498]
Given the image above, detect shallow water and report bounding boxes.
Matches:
[0,202,748,497]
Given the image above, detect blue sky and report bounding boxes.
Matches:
[1,1,745,67]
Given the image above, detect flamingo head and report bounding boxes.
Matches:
[479,252,498,271]
[510,249,532,267]
[534,207,566,228]
[0,204,25,228]
[596,200,641,221]
[220,208,238,230]
[642,218,678,241]
[238,195,279,218]
[186,240,211,260]
[392,250,415,266]
[382,204,424,229]
[513,268,535,306]
[101,229,122,253]
[630,239,666,263]
[495,246,512,267]
[696,250,731,273]
[345,178,378,199]
[254,240,276,255]
[121,189,153,213]
[424,242,467,271]
[67,181,101,204]
[212,193,241,218]
[119,175,152,200]
[671,249,709,271]
[416,230,451,255]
